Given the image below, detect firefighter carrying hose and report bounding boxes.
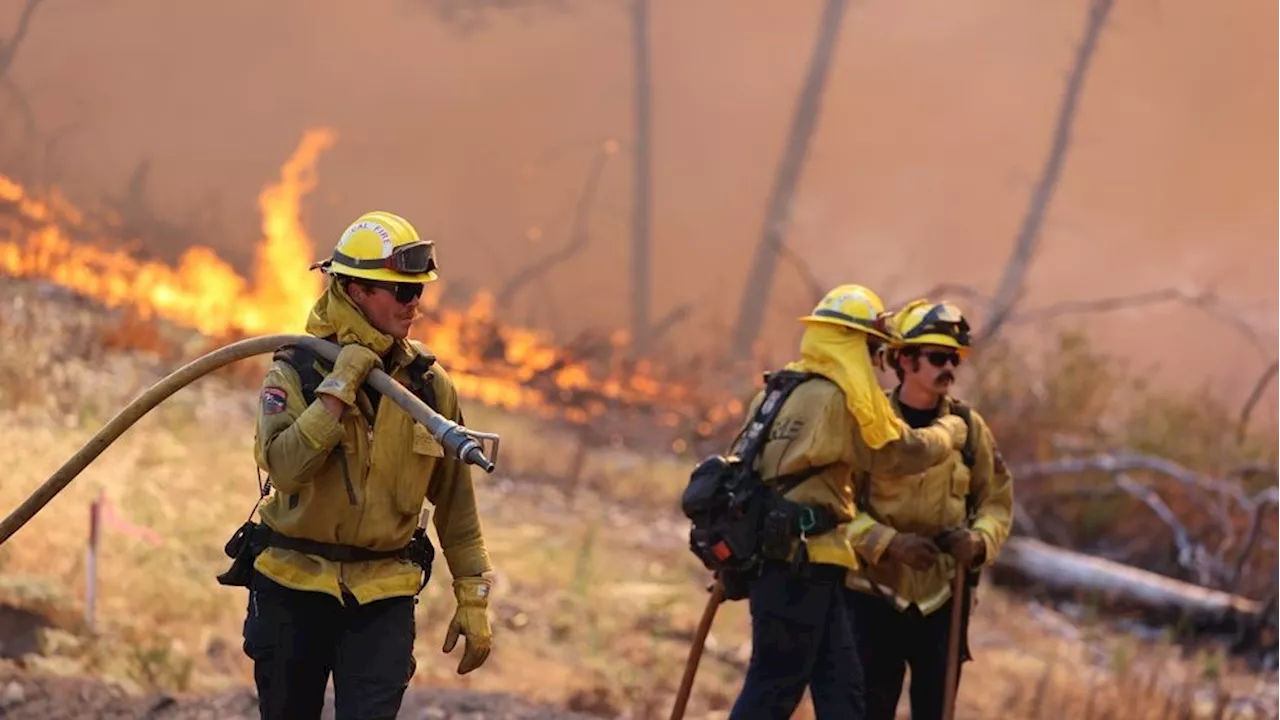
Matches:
[217,211,494,720]
[845,299,1014,720]
[715,284,976,719]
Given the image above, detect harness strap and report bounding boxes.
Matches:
[272,338,440,413]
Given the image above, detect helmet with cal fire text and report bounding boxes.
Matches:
[310,210,439,284]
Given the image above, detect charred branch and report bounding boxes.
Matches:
[777,240,826,305]
[1006,287,1204,325]
[628,0,653,356]
[0,0,42,83]
[978,0,1113,343]
[497,146,612,306]
[1014,452,1278,596]
[418,0,571,34]
[1111,472,1226,586]
[648,302,693,347]
[1237,360,1278,443]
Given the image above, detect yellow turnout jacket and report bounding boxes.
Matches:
[846,390,1013,615]
[251,285,491,605]
[739,376,968,571]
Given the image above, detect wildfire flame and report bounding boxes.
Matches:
[0,128,744,446]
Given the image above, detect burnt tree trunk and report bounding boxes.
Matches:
[729,0,848,361]
[628,0,653,356]
[978,0,1114,343]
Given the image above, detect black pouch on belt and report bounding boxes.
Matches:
[406,526,436,593]
[216,521,264,588]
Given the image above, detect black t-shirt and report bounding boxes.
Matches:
[898,398,941,430]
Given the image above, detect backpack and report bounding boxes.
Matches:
[680,369,829,600]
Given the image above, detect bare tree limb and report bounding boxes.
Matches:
[1017,452,1279,592]
[978,0,1114,344]
[628,0,653,356]
[891,282,992,310]
[729,0,849,359]
[1237,360,1279,444]
[1007,287,1274,358]
[1228,499,1274,593]
[497,146,612,305]
[776,240,826,305]
[648,302,693,347]
[0,0,42,83]
[1112,472,1225,585]
[1006,288,1197,325]
[1011,452,1273,511]
[417,0,571,34]
[3,75,34,142]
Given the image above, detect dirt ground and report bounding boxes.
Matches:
[0,661,601,719]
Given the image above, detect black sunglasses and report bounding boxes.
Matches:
[354,279,425,304]
[923,350,962,368]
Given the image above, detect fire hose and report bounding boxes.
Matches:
[0,334,501,547]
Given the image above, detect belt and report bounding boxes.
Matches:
[255,524,412,564]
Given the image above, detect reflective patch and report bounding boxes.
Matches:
[317,378,345,393]
[993,449,1007,475]
[261,387,287,415]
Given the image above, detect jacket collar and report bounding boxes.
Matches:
[304,279,421,370]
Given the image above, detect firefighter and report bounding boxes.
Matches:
[726,284,976,720]
[845,299,1014,720]
[241,211,493,719]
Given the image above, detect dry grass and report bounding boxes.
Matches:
[0,282,1276,719]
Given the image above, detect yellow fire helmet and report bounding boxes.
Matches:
[310,210,439,283]
[891,298,972,351]
[798,283,893,341]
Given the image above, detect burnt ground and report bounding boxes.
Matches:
[0,662,605,719]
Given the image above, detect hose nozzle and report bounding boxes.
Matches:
[439,424,501,474]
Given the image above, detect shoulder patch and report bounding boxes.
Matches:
[261,387,288,415]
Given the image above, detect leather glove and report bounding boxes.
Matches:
[443,576,493,675]
[314,344,382,407]
[884,532,941,571]
[939,528,986,568]
[937,415,969,451]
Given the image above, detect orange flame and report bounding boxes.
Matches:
[0,128,335,337]
[0,128,744,447]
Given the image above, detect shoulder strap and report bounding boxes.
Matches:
[947,398,980,519]
[948,400,977,470]
[728,369,818,468]
[272,339,334,407]
[405,352,439,411]
[274,339,442,413]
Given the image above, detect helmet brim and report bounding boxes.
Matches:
[897,334,969,352]
[798,314,893,341]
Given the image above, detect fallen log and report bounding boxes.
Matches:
[992,537,1266,635]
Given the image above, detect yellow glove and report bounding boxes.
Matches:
[315,344,382,407]
[442,576,493,675]
[937,415,969,451]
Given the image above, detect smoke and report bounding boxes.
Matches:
[5,0,1276,409]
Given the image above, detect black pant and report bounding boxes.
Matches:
[846,590,970,720]
[242,571,417,720]
[729,561,865,719]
